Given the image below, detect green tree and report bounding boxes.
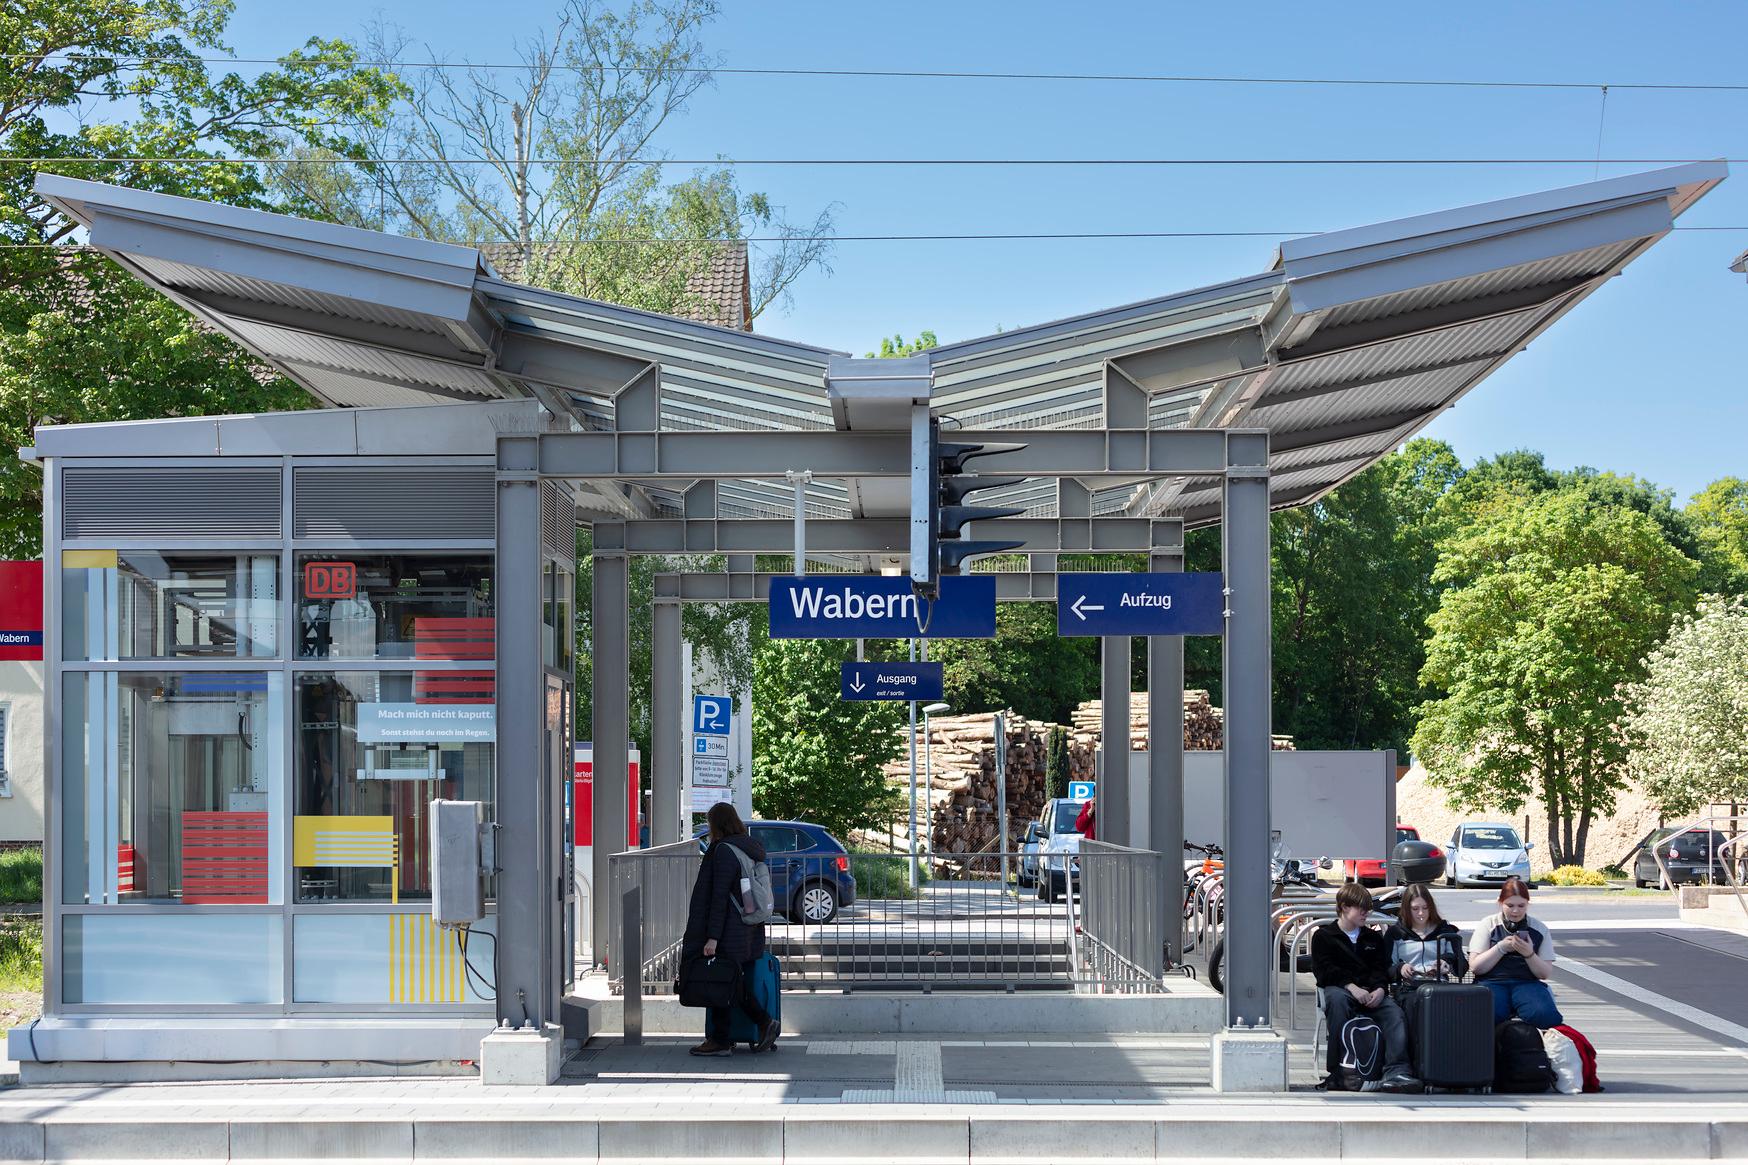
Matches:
[751,635,905,837]
[930,602,1097,725]
[866,331,938,358]
[293,1,835,320]
[1685,478,1748,595]
[0,0,401,554]
[1411,488,1698,866]
[574,529,754,762]
[1624,595,1748,816]
[1044,726,1069,799]
[1270,441,1460,754]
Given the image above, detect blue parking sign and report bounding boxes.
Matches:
[1068,781,1095,802]
[693,694,732,736]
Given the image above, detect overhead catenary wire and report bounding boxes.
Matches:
[12,54,1748,92]
[4,227,1745,249]
[2,154,1743,167]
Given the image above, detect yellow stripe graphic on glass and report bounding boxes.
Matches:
[294,815,399,902]
[388,914,465,1003]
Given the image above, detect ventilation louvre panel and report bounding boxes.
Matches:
[295,468,494,539]
[63,468,281,538]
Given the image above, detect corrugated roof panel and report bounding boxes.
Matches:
[1249,363,1483,433]
[1308,239,1638,332]
[131,254,457,337]
[283,365,471,409]
[225,319,506,398]
[1278,301,1557,389]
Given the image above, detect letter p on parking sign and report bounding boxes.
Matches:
[692,695,732,736]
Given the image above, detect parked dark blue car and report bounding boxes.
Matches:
[695,819,857,924]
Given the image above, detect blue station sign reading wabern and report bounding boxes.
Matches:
[840,661,945,702]
[1055,572,1226,637]
[769,575,996,639]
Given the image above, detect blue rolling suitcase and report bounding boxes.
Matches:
[728,951,782,1050]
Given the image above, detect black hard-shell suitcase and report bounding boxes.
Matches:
[1409,981,1494,1090]
[727,951,782,1049]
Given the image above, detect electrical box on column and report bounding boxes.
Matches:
[431,799,490,925]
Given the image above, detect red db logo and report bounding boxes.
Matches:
[304,561,357,600]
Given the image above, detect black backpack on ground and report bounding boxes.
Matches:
[1336,1014,1386,1091]
[1494,1018,1556,1093]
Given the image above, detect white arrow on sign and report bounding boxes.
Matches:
[1070,594,1106,621]
[849,674,866,693]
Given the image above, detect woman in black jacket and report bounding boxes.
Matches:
[1383,884,1467,1031]
[683,802,779,1056]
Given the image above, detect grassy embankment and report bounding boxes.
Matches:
[0,848,44,1032]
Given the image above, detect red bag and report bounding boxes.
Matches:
[1552,1023,1602,1093]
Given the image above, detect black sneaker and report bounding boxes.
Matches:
[1379,1071,1424,1094]
[755,1018,781,1053]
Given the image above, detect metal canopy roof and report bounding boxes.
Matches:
[35,162,1725,532]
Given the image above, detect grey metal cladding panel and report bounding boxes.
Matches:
[927,273,1280,363]
[1248,364,1480,432]
[63,467,281,538]
[294,467,495,538]
[224,319,502,397]
[1309,240,1636,332]
[132,255,455,338]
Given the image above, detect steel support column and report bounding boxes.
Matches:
[1221,432,1273,1028]
[591,528,631,968]
[1149,522,1186,958]
[652,601,683,845]
[495,441,553,1024]
[1100,634,1131,847]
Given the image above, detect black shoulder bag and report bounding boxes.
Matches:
[677,953,742,1009]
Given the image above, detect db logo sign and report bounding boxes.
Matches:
[304,561,357,600]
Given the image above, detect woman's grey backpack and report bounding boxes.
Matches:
[726,844,777,924]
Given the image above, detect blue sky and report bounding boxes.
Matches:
[225,1,1748,502]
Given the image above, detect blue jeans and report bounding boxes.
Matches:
[1485,979,1563,1028]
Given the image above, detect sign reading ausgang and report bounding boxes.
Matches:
[768,575,996,639]
[1055,572,1226,637]
[840,661,944,702]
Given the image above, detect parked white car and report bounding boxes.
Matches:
[1445,822,1533,888]
[1029,798,1086,903]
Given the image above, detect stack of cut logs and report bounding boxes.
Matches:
[860,711,1080,858]
[1069,691,1297,753]
[855,692,1293,859]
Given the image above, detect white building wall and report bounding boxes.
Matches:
[0,660,45,843]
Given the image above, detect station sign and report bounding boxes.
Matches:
[768,575,996,639]
[840,661,944,702]
[1055,572,1226,637]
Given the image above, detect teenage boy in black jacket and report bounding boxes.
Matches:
[1310,882,1421,1092]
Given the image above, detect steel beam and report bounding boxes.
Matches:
[1221,432,1272,1029]
[591,527,631,968]
[495,440,554,1024]
[651,601,683,846]
[1148,520,1187,961]
[615,516,1161,555]
[1100,634,1132,847]
[525,427,1243,480]
[652,571,1069,603]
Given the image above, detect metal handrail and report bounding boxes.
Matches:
[1650,815,1748,922]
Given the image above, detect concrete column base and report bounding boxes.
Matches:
[1210,1027,1288,1092]
[480,1023,563,1085]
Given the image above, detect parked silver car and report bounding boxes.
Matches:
[1445,822,1533,887]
